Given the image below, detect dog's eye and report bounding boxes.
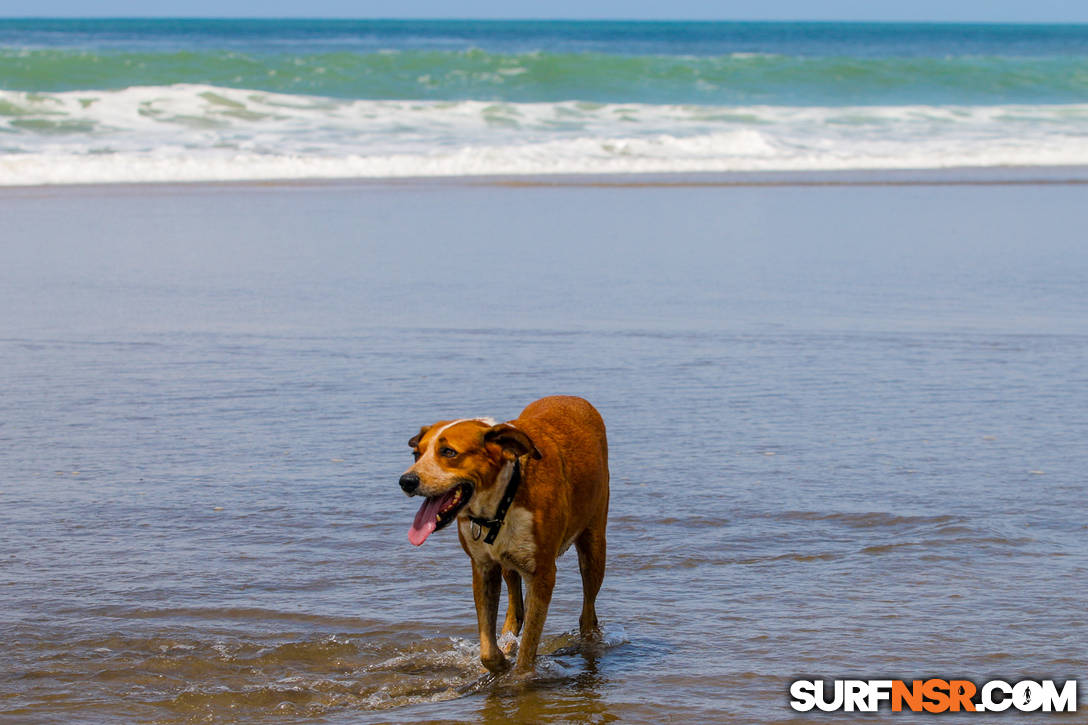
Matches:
[412,450,421,461]
[439,447,458,458]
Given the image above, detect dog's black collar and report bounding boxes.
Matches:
[468,458,521,545]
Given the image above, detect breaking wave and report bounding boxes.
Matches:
[4,84,1088,185]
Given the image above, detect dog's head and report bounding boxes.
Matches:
[399,418,540,546]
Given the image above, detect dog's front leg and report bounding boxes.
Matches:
[513,561,556,675]
[472,560,508,673]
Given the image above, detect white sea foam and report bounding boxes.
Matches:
[597,622,630,648]
[3,84,1088,185]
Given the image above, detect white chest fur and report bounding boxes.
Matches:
[459,505,537,574]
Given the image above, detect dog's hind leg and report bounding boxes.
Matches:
[575,523,606,636]
[500,569,524,651]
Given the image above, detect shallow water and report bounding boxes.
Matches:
[1,179,1086,722]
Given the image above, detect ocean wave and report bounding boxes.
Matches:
[4,84,1088,185]
[3,47,1088,106]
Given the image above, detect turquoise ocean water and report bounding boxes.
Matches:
[4,20,1088,105]
[1,20,1087,182]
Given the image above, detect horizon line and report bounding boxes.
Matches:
[4,17,1088,25]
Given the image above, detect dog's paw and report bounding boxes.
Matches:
[480,651,510,675]
[579,625,604,642]
[508,665,539,684]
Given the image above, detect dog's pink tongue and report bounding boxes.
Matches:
[409,495,445,546]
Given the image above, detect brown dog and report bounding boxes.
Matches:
[399,395,609,675]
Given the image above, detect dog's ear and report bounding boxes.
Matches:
[408,425,431,449]
[484,423,542,460]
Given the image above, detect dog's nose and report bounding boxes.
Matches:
[399,472,420,494]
